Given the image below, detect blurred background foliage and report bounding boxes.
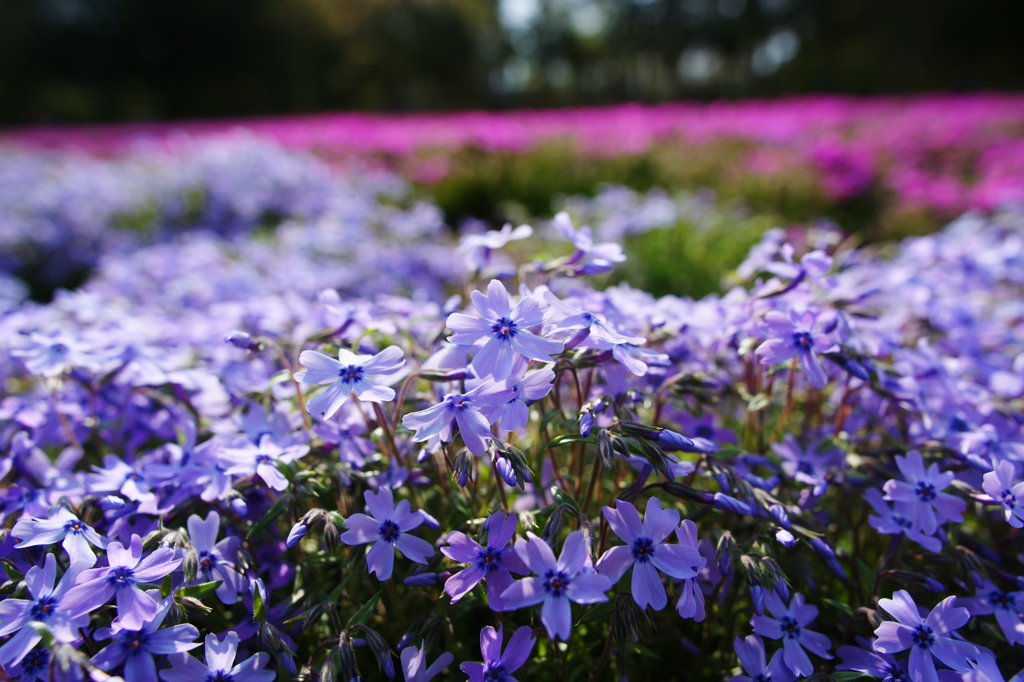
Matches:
[1,0,1023,124]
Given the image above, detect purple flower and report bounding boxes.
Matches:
[296,345,405,419]
[11,507,106,567]
[595,498,704,611]
[460,624,536,682]
[91,595,201,682]
[340,487,434,581]
[63,534,183,631]
[159,631,275,682]
[551,211,626,275]
[500,531,612,641]
[459,223,533,272]
[982,460,1024,528]
[187,511,247,605]
[750,592,833,676]
[402,380,515,456]
[220,434,310,491]
[446,279,564,380]
[0,554,89,669]
[476,363,555,432]
[864,488,942,552]
[882,450,966,535]
[771,435,841,496]
[674,520,708,621]
[729,634,796,682]
[873,590,980,681]
[756,310,837,389]
[836,639,910,682]
[441,510,528,611]
[959,579,1024,646]
[400,641,454,682]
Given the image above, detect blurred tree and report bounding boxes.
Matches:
[0,0,1021,123]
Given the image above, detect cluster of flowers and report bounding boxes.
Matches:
[7,95,1024,212]
[2,151,1024,682]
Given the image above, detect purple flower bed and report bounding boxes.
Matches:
[1,140,1024,679]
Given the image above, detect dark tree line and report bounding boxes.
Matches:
[0,0,1021,124]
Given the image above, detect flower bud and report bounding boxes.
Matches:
[775,529,796,547]
[579,410,594,437]
[807,537,836,561]
[713,493,752,516]
[230,497,248,517]
[716,532,734,575]
[454,448,473,488]
[286,521,308,548]
[773,576,790,601]
[494,455,518,487]
[768,504,792,529]
[658,429,696,452]
[750,582,765,617]
[98,495,125,511]
[541,508,564,547]
[597,429,614,470]
[323,519,340,556]
[224,330,259,351]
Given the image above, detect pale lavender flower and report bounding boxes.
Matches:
[220,434,310,491]
[596,498,704,611]
[399,641,454,682]
[836,639,910,682]
[729,634,796,682]
[771,435,841,496]
[756,310,837,389]
[865,488,943,552]
[91,595,201,682]
[11,332,105,377]
[541,290,643,349]
[0,554,89,669]
[63,534,183,631]
[475,360,554,432]
[500,531,612,641]
[460,624,536,682]
[296,345,405,419]
[873,590,980,681]
[441,510,528,611]
[158,632,274,682]
[402,380,515,456]
[446,279,564,380]
[11,507,106,567]
[340,487,434,581]
[459,223,533,272]
[982,460,1024,528]
[551,211,626,275]
[751,592,833,676]
[883,450,966,535]
[187,511,247,605]
[675,520,707,621]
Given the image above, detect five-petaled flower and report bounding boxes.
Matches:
[750,592,833,677]
[158,631,275,682]
[729,634,796,682]
[11,506,106,567]
[340,487,434,581]
[882,450,966,536]
[402,380,515,456]
[297,345,406,419]
[460,624,537,682]
[500,531,612,641]
[441,510,529,611]
[756,309,837,389]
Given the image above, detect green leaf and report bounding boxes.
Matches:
[253,584,267,622]
[832,672,872,681]
[576,601,615,625]
[346,592,381,627]
[247,496,288,539]
[547,433,595,448]
[747,393,771,412]
[329,573,356,602]
[0,560,25,583]
[179,581,223,599]
[161,574,173,599]
[550,487,580,513]
[624,641,662,661]
[821,598,853,618]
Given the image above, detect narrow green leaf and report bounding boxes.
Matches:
[247,496,288,539]
[330,573,356,602]
[550,487,580,513]
[576,601,616,625]
[547,434,596,448]
[832,672,872,681]
[179,580,223,599]
[253,585,267,622]
[346,591,381,627]
[821,598,853,617]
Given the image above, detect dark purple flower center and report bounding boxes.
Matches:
[797,461,814,475]
[206,672,234,682]
[914,481,936,502]
[779,616,801,639]
[491,317,519,341]
[199,550,218,570]
[911,624,935,649]
[119,629,151,654]
[109,565,136,587]
[21,648,49,673]
[991,589,1014,610]
[379,520,401,544]
[476,547,503,573]
[484,664,509,682]
[256,454,272,465]
[543,569,571,598]
[754,674,771,682]
[893,514,912,529]
[64,519,85,535]
[793,331,812,350]
[30,596,58,621]
[631,537,655,564]
[1002,489,1016,507]
[339,365,365,385]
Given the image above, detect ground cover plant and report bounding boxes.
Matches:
[1,128,1024,682]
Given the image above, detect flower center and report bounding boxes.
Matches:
[339,365,364,384]
[199,550,217,570]
[491,317,519,341]
[379,520,402,544]
[991,590,1014,610]
[120,629,150,654]
[205,672,234,682]
[484,665,508,682]
[110,565,136,587]
[543,569,571,598]
[22,649,49,673]
[793,331,812,350]
[256,454,272,465]
[1002,489,1016,507]
[476,547,502,572]
[30,596,58,621]
[631,537,656,564]
[64,520,85,534]
[914,481,936,502]
[779,616,801,639]
[912,624,935,649]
